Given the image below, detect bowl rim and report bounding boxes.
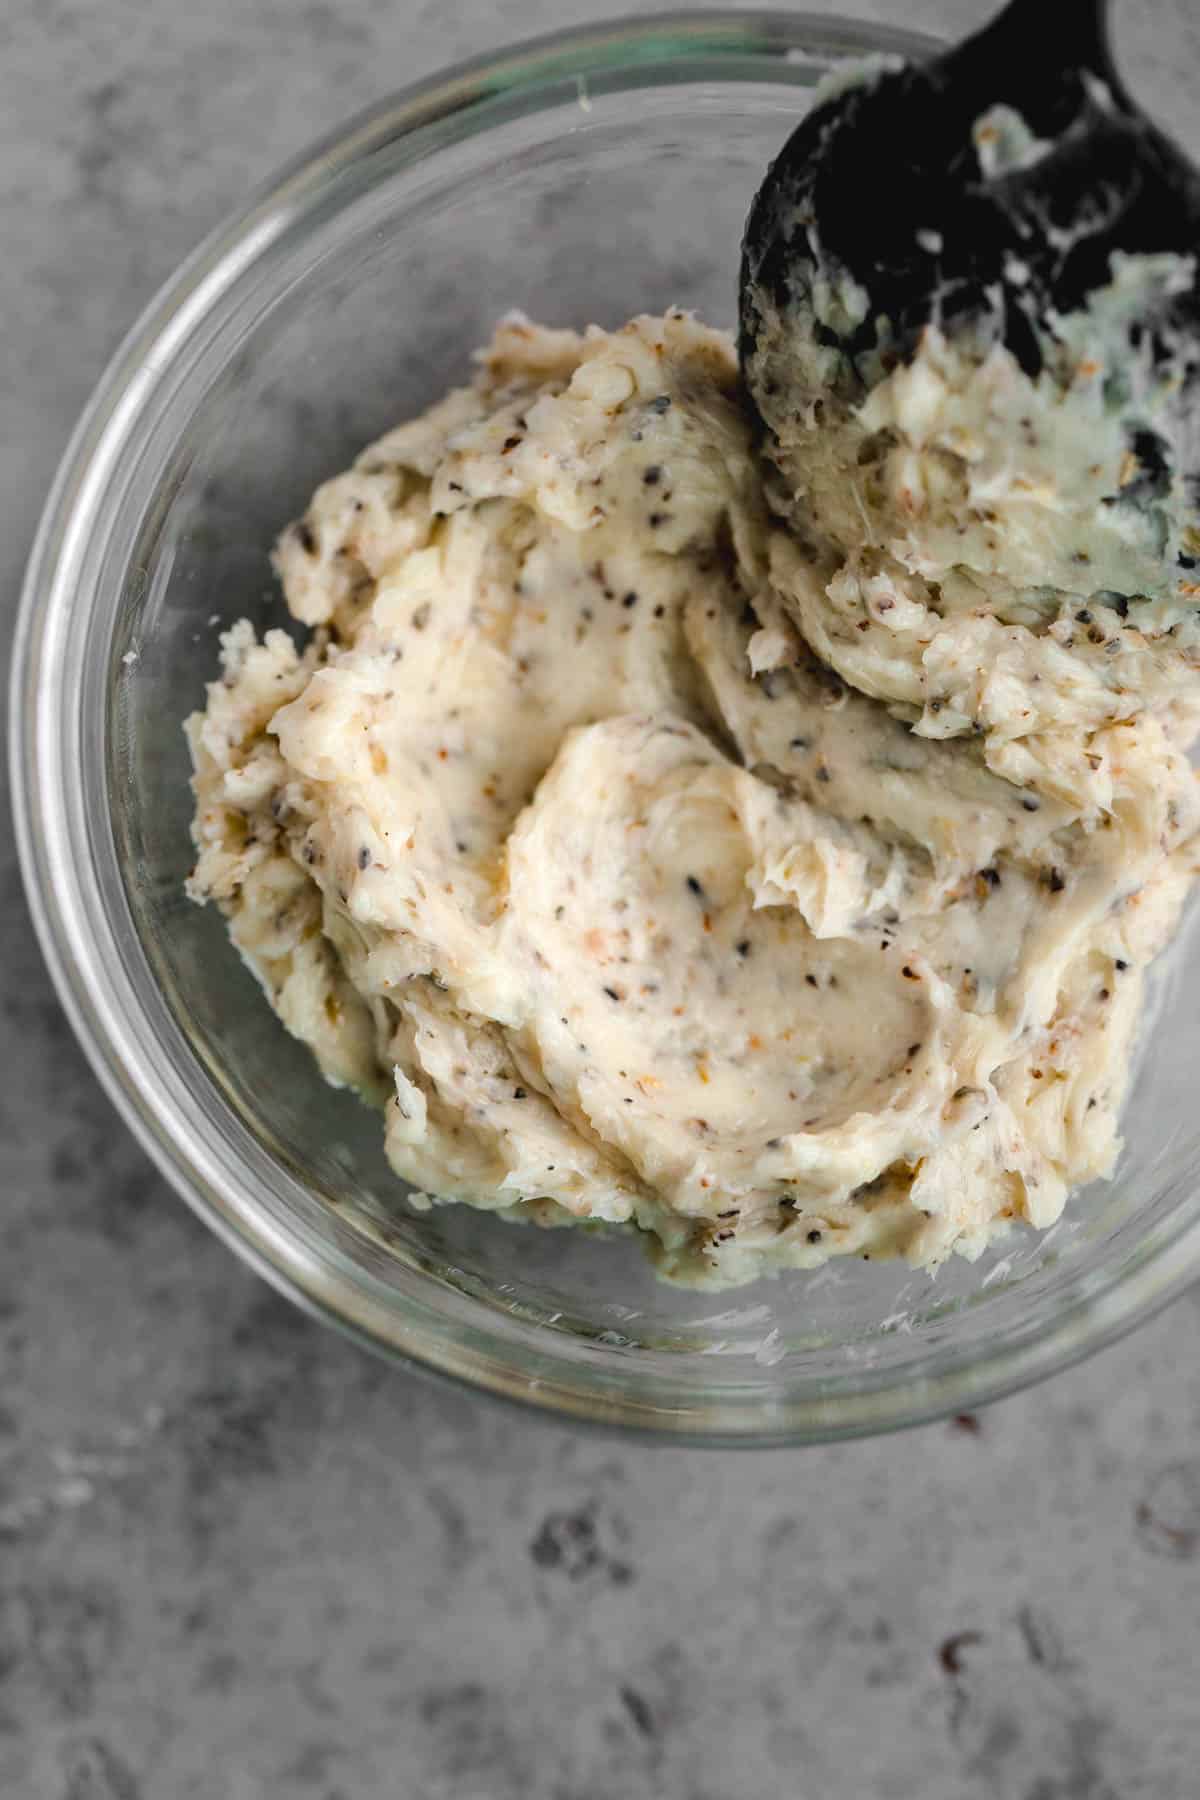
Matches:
[12,8,1200,1445]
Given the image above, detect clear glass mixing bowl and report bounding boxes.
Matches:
[13,12,1200,1443]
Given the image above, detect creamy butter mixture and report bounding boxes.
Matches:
[746,265,1200,794]
[187,307,1200,1287]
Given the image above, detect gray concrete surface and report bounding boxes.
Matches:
[4,1,1200,1795]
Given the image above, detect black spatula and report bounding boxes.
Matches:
[740,0,1200,512]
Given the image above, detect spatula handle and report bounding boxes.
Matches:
[951,0,1119,91]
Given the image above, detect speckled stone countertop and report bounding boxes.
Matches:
[4,2,1200,1795]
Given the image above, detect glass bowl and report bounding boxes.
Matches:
[13,11,1200,1444]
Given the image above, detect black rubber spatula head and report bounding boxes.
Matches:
[740,0,1200,544]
